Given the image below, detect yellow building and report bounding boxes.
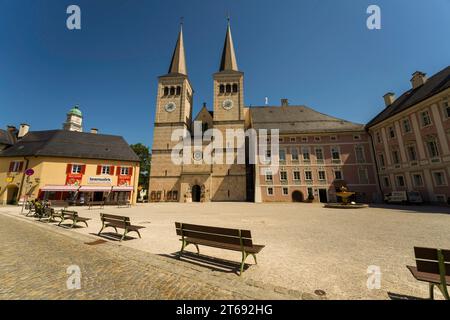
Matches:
[0,111,140,205]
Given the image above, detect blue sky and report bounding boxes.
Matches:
[1,0,449,147]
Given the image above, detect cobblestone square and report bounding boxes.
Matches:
[1,203,449,299]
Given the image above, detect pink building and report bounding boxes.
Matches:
[252,103,379,203]
[366,66,450,204]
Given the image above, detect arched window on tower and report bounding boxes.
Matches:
[219,85,225,94]
[176,86,181,96]
[226,84,231,93]
[232,84,238,93]
[170,87,175,95]
[164,87,169,96]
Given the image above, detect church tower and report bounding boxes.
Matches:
[211,20,247,201]
[63,105,83,132]
[149,24,194,202]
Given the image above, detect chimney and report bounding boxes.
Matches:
[383,92,395,107]
[90,128,98,134]
[281,98,289,107]
[18,124,30,138]
[7,125,17,133]
[411,71,427,89]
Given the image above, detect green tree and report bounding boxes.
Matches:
[130,143,151,191]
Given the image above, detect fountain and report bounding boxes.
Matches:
[324,186,368,209]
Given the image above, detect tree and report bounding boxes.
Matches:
[130,143,151,191]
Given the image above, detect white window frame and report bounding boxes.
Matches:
[305,171,312,181]
[101,165,111,175]
[355,145,365,163]
[420,110,432,127]
[391,149,400,165]
[265,171,273,182]
[330,135,338,141]
[11,161,22,172]
[406,144,417,162]
[412,173,424,187]
[402,118,412,134]
[432,170,448,187]
[72,164,83,174]
[388,126,396,139]
[279,149,286,162]
[282,187,289,196]
[302,147,310,161]
[267,187,274,196]
[120,167,130,176]
[442,100,450,119]
[318,170,326,181]
[290,137,296,142]
[331,146,341,161]
[293,170,301,181]
[291,148,299,161]
[396,175,406,187]
[280,170,288,181]
[426,138,440,158]
[353,134,361,140]
[334,169,343,180]
[315,147,324,161]
[378,153,385,167]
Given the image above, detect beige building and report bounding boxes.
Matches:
[367,67,450,203]
[0,107,140,205]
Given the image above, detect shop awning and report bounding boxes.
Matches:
[112,186,134,192]
[78,186,112,192]
[41,185,79,192]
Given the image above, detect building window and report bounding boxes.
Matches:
[232,84,238,93]
[378,153,385,167]
[302,137,308,142]
[353,135,361,140]
[8,161,24,173]
[290,137,296,142]
[72,164,82,174]
[302,147,310,161]
[407,145,417,161]
[293,171,301,181]
[443,100,450,118]
[291,148,299,161]
[314,137,321,142]
[120,167,130,175]
[280,171,288,181]
[420,110,432,127]
[376,132,382,143]
[279,149,286,161]
[305,171,312,181]
[355,146,365,163]
[383,176,390,188]
[170,87,175,95]
[388,126,396,139]
[282,187,289,196]
[176,86,181,96]
[267,187,274,196]
[101,166,111,175]
[391,150,400,164]
[318,171,326,181]
[331,147,340,161]
[402,118,412,133]
[265,150,271,160]
[265,171,273,182]
[219,85,225,94]
[412,173,424,187]
[334,170,343,180]
[315,148,324,161]
[396,175,406,187]
[226,84,231,93]
[330,135,337,141]
[358,168,369,184]
[279,137,284,143]
[163,87,169,96]
[432,171,447,186]
[426,138,440,158]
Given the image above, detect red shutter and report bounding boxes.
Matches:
[66,164,72,174]
[18,162,24,171]
[81,165,86,174]
[128,167,133,176]
[9,162,14,172]
[117,166,121,176]
[110,166,115,175]
[96,165,101,175]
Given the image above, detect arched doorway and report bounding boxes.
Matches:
[192,185,201,202]
[6,185,19,205]
[292,190,304,202]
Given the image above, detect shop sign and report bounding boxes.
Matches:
[88,176,112,185]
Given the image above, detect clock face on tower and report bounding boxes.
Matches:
[222,99,234,110]
[164,102,177,113]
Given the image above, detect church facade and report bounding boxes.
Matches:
[148,23,379,203]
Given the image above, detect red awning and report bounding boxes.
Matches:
[41,185,79,192]
[112,186,134,192]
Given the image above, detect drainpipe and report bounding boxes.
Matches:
[367,130,383,202]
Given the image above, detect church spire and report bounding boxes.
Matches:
[168,24,187,75]
[219,19,239,72]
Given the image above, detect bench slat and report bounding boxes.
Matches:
[407,266,450,284]
[416,260,450,276]
[183,237,264,254]
[175,222,251,238]
[414,247,450,261]
[176,229,253,247]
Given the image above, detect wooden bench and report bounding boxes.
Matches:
[406,246,450,300]
[57,210,91,228]
[87,201,104,209]
[38,207,55,221]
[175,222,265,275]
[98,213,145,241]
[49,200,69,208]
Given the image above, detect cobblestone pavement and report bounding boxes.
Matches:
[0,213,310,300]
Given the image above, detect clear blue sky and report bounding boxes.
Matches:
[1,0,449,148]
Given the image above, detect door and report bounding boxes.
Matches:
[291,190,304,202]
[319,189,328,203]
[192,185,201,202]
